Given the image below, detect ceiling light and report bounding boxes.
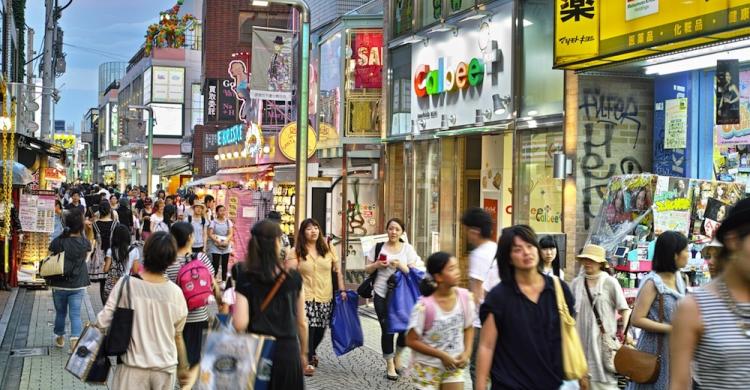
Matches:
[263,145,271,154]
[214,154,220,161]
[252,0,269,6]
[644,41,750,75]
[233,151,240,158]
[523,19,533,27]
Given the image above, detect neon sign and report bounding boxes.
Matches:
[413,57,485,98]
[217,124,243,146]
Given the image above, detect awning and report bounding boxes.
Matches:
[187,165,272,187]
[215,165,272,175]
[186,175,227,187]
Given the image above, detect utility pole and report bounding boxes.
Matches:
[40,0,55,140]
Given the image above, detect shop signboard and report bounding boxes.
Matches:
[352,31,383,89]
[554,0,600,63]
[152,66,185,104]
[250,29,293,101]
[218,80,238,122]
[44,168,65,182]
[717,70,750,144]
[411,2,512,130]
[277,122,317,161]
[205,79,219,123]
[626,0,659,21]
[217,124,244,146]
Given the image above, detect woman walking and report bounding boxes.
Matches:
[232,219,308,390]
[187,200,208,253]
[475,225,588,390]
[207,205,234,282]
[165,222,223,388]
[572,245,631,390]
[116,197,133,235]
[92,201,117,304]
[670,199,750,390]
[364,218,420,380]
[150,199,168,233]
[295,218,346,376]
[102,224,140,303]
[48,209,91,351]
[406,252,475,390]
[627,230,688,390]
[97,232,189,389]
[540,235,564,279]
[140,197,154,241]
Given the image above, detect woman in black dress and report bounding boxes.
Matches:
[233,219,308,390]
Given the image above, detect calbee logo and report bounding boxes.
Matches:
[413,57,485,98]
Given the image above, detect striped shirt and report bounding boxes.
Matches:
[692,287,750,389]
[165,252,214,323]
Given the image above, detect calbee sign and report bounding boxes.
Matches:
[413,57,485,98]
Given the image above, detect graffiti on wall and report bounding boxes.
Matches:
[579,86,648,230]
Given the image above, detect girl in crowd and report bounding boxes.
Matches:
[627,231,688,390]
[670,199,750,389]
[233,220,307,390]
[97,232,189,389]
[48,209,91,351]
[109,194,119,211]
[92,200,116,304]
[364,218,420,380]
[406,252,474,390]
[150,199,167,232]
[572,244,630,390]
[102,225,139,303]
[295,218,346,376]
[539,235,564,279]
[140,197,154,241]
[165,222,223,388]
[208,205,234,282]
[187,200,208,253]
[475,225,587,390]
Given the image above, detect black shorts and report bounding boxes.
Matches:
[183,320,208,366]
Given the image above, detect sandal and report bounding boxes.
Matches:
[386,372,399,381]
[304,365,316,377]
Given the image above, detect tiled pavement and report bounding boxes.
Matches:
[0,287,473,390]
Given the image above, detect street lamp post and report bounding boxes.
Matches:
[252,0,310,229]
[128,105,155,194]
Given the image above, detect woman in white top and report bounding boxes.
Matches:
[572,245,631,390]
[207,205,234,282]
[97,231,189,389]
[364,218,420,380]
[150,199,167,232]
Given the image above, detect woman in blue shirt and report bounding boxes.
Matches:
[52,199,65,240]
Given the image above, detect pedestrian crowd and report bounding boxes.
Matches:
[44,182,750,390]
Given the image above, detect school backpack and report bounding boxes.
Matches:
[177,254,214,310]
[421,287,472,333]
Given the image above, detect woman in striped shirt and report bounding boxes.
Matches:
[670,198,750,390]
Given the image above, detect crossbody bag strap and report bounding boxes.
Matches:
[656,292,664,358]
[584,280,607,335]
[260,271,288,313]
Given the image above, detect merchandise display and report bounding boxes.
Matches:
[272,184,296,236]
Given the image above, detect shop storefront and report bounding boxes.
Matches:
[384,0,566,279]
[554,0,750,278]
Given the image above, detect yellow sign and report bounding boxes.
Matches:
[278,122,317,161]
[317,122,339,149]
[555,0,600,65]
[53,134,76,149]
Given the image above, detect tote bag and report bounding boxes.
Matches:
[552,277,588,380]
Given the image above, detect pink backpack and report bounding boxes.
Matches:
[421,287,472,333]
[177,255,213,310]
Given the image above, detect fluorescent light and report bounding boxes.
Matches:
[523,19,533,27]
[645,46,750,75]
[161,154,183,159]
[252,0,269,6]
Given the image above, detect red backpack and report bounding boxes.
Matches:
[177,254,214,310]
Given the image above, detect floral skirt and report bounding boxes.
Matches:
[305,300,333,328]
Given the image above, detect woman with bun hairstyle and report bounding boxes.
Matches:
[406,252,475,390]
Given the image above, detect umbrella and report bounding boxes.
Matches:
[0,161,34,185]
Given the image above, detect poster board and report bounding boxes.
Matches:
[19,192,55,233]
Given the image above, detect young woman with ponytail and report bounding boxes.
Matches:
[406,252,475,390]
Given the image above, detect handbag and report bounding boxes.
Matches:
[552,276,588,380]
[40,251,65,277]
[65,323,112,384]
[613,293,664,384]
[357,242,384,299]
[104,276,134,356]
[584,280,619,373]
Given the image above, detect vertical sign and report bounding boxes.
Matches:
[205,79,218,123]
[218,81,238,122]
[664,97,688,149]
[483,198,499,240]
[352,31,383,89]
[250,29,294,101]
[554,0,599,64]
[717,59,741,125]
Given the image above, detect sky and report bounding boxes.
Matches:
[26,0,176,132]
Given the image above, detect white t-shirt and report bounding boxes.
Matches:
[408,291,475,368]
[105,247,140,274]
[150,214,168,232]
[468,241,498,328]
[366,243,421,298]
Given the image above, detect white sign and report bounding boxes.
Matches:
[144,67,152,104]
[152,66,185,104]
[19,194,55,233]
[664,98,688,149]
[410,2,512,131]
[626,0,659,21]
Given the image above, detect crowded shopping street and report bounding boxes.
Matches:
[0,0,749,389]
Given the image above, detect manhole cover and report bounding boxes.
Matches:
[10,347,48,358]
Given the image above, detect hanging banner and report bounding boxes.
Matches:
[717,59,741,125]
[352,31,383,89]
[717,70,750,144]
[664,97,688,149]
[250,29,293,101]
[554,0,600,64]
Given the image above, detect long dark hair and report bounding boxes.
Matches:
[98,200,112,219]
[539,235,561,276]
[246,219,284,283]
[110,224,132,264]
[295,218,329,260]
[419,251,453,296]
[163,205,177,228]
[653,230,687,273]
[495,225,543,283]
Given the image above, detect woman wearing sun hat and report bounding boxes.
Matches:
[572,245,631,390]
[670,199,750,390]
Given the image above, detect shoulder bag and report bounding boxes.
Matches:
[357,242,384,299]
[584,280,620,373]
[40,242,65,278]
[103,276,134,356]
[65,323,110,384]
[552,276,588,380]
[613,293,664,384]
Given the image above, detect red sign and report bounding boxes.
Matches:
[483,198,499,240]
[352,32,383,89]
[44,168,66,182]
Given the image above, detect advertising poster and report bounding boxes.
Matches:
[716,59,740,125]
[226,189,256,268]
[664,98,688,149]
[653,176,691,235]
[19,193,55,233]
[717,71,750,145]
[689,179,744,240]
[483,198,499,240]
[250,29,293,101]
[352,31,383,89]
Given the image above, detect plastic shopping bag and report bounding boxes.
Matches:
[330,290,364,356]
[387,268,425,333]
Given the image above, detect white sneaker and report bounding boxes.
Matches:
[54,335,65,348]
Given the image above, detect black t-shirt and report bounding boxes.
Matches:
[141,210,152,232]
[95,220,115,251]
[235,270,302,340]
[135,199,145,212]
[479,275,576,390]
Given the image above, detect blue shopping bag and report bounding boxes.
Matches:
[387,268,425,333]
[331,290,364,356]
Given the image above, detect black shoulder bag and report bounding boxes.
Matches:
[357,242,384,299]
[103,276,134,356]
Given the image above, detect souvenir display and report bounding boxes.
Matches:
[272,184,296,236]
